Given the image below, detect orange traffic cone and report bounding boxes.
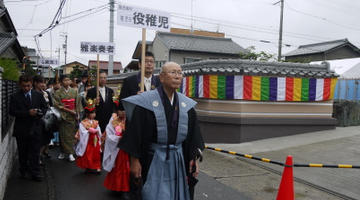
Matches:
[276,155,294,200]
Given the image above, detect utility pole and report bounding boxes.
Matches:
[108,0,115,75]
[277,0,284,62]
[55,47,61,65]
[60,32,68,65]
[190,0,194,33]
[64,34,68,65]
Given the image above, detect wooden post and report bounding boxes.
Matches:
[96,54,100,105]
[140,28,146,92]
[55,69,59,84]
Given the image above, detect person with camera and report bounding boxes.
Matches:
[33,75,54,165]
[10,75,48,182]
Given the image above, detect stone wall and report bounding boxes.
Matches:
[0,123,16,200]
[0,67,17,200]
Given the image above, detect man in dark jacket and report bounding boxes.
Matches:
[86,70,115,132]
[118,52,161,110]
[10,75,47,181]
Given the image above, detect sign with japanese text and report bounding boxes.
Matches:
[80,42,115,55]
[117,4,171,32]
[39,58,59,66]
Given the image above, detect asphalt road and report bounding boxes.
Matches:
[207,126,360,200]
[47,148,251,200]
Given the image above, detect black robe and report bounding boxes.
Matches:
[118,90,204,185]
[86,86,115,132]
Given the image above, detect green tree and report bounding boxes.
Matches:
[285,57,311,63]
[239,46,276,62]
[88,65,97,86]
[23,58,37,77]
[69,65,83,80]
[0,58,21,81]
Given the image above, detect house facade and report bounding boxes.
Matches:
[284,39,360,62]
[88,60,122,74]
[60,61,88,75]
[152,31,247,66]
[0,6,24,62]
[124,28,247,72]
[0,2,24,199]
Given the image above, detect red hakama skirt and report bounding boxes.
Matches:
[76,133,101,170]
[103,150,130,191]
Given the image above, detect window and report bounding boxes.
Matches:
[156,61,166,68]
[184,57,202,64]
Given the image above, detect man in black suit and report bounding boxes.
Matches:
[119,52,161,110]
[86,70,115,132]
[10,75,47,181]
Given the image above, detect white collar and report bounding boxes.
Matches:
[170,93,174,106]
[144,75,152,81]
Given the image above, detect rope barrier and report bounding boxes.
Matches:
[205,146,360,169]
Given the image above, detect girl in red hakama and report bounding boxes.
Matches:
[75,99,102,173]
[103,111,130,193]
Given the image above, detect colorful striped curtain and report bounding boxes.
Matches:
[179,75,338,102]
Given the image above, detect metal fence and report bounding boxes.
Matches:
[332,79,360,126]
[1,80,17,140]
[334,79,360,101]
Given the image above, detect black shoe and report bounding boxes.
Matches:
[121,192,131,200]
[31,175,43,182]
[19,171,27,179]
[39,156,45,166]
[43,152,51,159]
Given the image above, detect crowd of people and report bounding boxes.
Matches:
[9,52,204,200]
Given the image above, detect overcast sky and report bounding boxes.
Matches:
[5,0,360,70]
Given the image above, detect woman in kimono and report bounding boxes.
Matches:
[53,75,83,162]
[75,99,102,173]
[102,98,131,198]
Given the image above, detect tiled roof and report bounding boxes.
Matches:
[181,59,338,78]
[156,32,247,55]
[0,8,18,36]
[0,32,16,55]
[284,39,360,57]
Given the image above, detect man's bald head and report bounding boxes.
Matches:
[160,62,181,73]
[160,62,183,91]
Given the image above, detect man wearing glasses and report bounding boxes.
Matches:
[119,62,204,200]
[119,51,161,110]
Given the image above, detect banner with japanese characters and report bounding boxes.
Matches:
[117,3,171,32]
[39,58,59,66]
[80,42,115,55]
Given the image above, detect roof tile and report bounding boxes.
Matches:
[181,59,338,78]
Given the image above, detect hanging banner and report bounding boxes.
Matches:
[80,42,115,55]
[180,75,338,102]
[117,3,171,32]
[39,58,59,66]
